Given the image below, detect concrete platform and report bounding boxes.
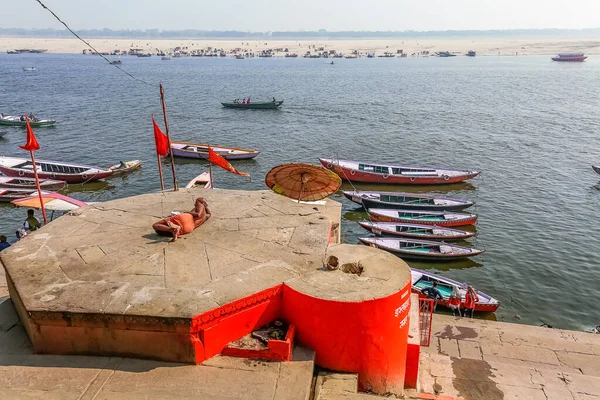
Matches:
[0,188,413,395]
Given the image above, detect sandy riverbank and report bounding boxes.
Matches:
[2,37,600,56]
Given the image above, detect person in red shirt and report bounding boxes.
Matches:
[465,285,479,318]
[153,197,211,241]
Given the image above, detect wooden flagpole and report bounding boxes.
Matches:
[156,152,165,191]
[159,84,178,191]
[208,145,214,189]
[29,150,47,225]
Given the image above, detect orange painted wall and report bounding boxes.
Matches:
[281,281,412,394]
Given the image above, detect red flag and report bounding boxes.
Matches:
[152,115,169,156]
[208,147,251,181]
[20,118,40,151]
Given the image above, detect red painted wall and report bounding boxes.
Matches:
[281,282,412,394]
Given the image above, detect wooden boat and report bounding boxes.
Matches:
[360,237,484,260]
[109,60,122,65]
[22,67,37,71]
[411,269,499,313]
[319,159,479,185]
[108,160,141,176]
[437,51,456,57]
[358,221,475,240]
[592,165,600,175]
[185,172,212,189]
[343,190,473,211]
[552,53,587,62]
[235,54,244,59]
[0,131,7,138]
[0,176,67,190]
[0,188,48,203]
[221,101,283,109]
[368,208,477,227]
[0,156,114,184]
[171,142,260,160]
[0,115,56,127]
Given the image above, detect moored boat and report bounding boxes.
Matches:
[0,156,114,184]
[0,176,67,190]
[221,100,283,109]
[552,53,587,62]
[171,142,260,160]
[358,221,475,240]
[22,67,37,71]
[466,50,476,57]
[359,237,484,260]
[411,269,499,312]
[368,208,477,227]
[592,165,600,175]
[320,158,479,185]
[0,115,56,127]
[343,190,473,210]
[107,160,141,176]
[185,172,212,189]
[0,188,49,203]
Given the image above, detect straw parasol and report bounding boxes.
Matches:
[265,163,341,201]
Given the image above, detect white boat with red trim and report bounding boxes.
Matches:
[0,176,67,190]
[0,188,49,202]
[368,208,477,227]
[358,221,475,240]
[319,158,479,184]
[343,190,473,210]
[0,156,114,184]
[359,236,484,260]
[185,172,212,189]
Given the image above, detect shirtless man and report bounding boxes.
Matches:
[153,197,211,240]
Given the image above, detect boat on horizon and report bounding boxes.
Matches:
[221,100,283,109]
[22,67,37,71]
[466,50,476,57]
[235,54,244,59]
[358,221,475,240]
[592,165,600,175]
[368,208,478,227]
[343,190,473,211]
[171,142,260,160]
[359,236,484,260]
[109,60,122,65]
[552,53,587,62]
[437,51,456,57]
[0,156,114,184]
[0,115,56,127]
[0,176,67,191]
[411,269,499,313]
[319,158,480,185]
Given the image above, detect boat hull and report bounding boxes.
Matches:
[359,237,484,260]
[0,177,67,190]
[552,57,587,62]
[369,211,477,227]
[221,101,283,109]
[0,119,56,127]
[358,221,475,240]
[108,160,142,176]
[592,165,600,175]
[343,191,473,211]
[171,143,259,160]
[320,159,479,184]
[0,167,113,184]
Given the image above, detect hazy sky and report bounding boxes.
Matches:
[4,0,600,31]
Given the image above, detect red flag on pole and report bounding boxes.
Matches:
[20,118,47,225]
[152,115,169,157]
[208,147,251,181]
[19,118,40,151]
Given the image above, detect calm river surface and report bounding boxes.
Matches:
[1,53,599,331]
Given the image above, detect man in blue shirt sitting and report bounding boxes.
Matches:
[422,282,443,312]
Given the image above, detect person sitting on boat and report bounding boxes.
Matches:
[448,286,462,317]
[23,209,41,231]
[0,235,11,252]
[272,97,276,102]
[20,115,26,122]
[118,161,128,169]
[29,113,36,122]
[152,197,210,241]
[421,282,443,312]
[247,97,251,103]
[242,98,247,104]
[464,285,479,318]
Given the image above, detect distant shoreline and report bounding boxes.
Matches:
[2,36,599,56]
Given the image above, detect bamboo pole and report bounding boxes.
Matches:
[159,84,178,191]
[156,152,165,191]
[29,150,47,225]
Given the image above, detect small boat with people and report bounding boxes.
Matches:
[22,67,37,71]
[368,208,478,227]
[0,131,7,138]
[466,50,476,57]
[319,158,480,185]
[170,142,260,160]
[358,221,475,240]
[235,54,244,59]
[592,165,600,175]
[343,190,473,211]
[221,98,284,109]
[0,156,114,184]
[185,172,212,189]
[437,51,456,57]
[359,237,484,260]
[411,269,500,312]
[107,160,141,176]
[0,188,49,203]
[0,176,67,190]
[552,53,587,62]
[0,114,56,127]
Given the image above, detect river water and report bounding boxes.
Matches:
[1,53,599,331]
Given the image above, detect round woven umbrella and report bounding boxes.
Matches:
[265,163,341,201]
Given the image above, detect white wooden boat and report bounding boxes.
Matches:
[171,142,260,160]
[358,221,475,240]
[0,156,113,184]
[359,237,484,260]
[343,190,473,210]
[185,172,212,189]
[0,176,67,190]
[108,160,141,176]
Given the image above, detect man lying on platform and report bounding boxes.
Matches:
[152,197,211,241]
